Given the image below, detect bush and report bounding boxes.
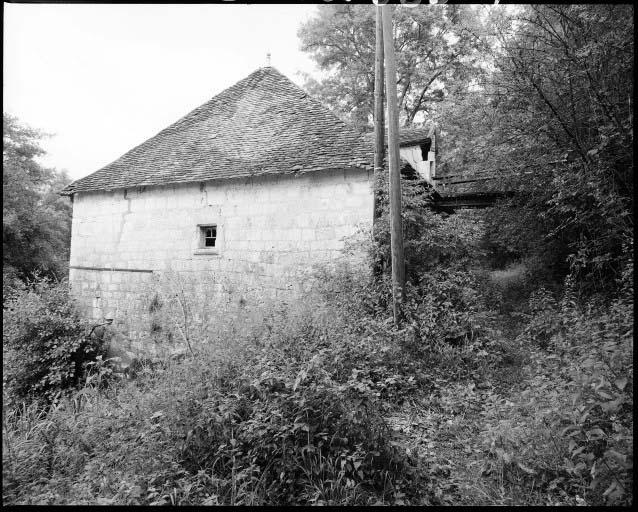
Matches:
[178,351,419,505]
[368,170,494,358]
[172,279,431,505]
[2,267,435,506]
[402,266,494,352]
[482,154,632,296]
[3,275,105,408]
[3,265,25,304]
[480,259,633,506]
[372,172,481,284]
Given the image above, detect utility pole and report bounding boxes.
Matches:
[381,4,406,326]
[372,4,385,276]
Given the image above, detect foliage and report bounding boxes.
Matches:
[369,168,493,355]
[2,275,105,407]
[372,170,482,285]
[2,5,633,506]
[2,270,440,505]
[365,157,633,505]
[177,340,420,504]
[475,253,633,504]
[299,4,486,128]
[3,113,73,283]
[446,5,634,293]
[2,226,632,506]
[402,267,495,354]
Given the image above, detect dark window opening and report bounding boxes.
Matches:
[201,225,217,247]
[419,139,432,161]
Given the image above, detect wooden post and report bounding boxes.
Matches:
[372,4,385,275]
[381,4,406,326]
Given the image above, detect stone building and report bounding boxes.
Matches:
[63,66,435,355]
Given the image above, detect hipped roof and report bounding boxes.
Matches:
[63,66,374,195]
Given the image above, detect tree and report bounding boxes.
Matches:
[440,5,633,292]
[299,4,486,129]
[3,113,73,284]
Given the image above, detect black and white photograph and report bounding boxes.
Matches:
[3,1,633,506]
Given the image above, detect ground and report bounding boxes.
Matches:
[385,264,617,507]
[386,333,572,505]
[3,261,632,506]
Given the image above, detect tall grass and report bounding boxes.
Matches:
[2,263,431,505]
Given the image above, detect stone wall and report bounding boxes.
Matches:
[400,145,435,183]
[69,168,374,357]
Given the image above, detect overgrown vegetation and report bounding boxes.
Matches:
[444,5,633,292]
[3,3,633,507]
[2,268,439,505]
[3,114,73,287]
[2,205,633,506]
[3,276,104,409]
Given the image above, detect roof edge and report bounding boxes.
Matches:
[61,163,373,196]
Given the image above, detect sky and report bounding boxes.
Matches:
[3,3,321,180]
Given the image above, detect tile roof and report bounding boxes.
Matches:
[397,126,434,147]
[361,126,432,148]
[63,66,375,195]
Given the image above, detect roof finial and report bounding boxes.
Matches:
[266,51,271,67]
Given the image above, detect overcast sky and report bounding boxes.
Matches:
[4,3,320,180]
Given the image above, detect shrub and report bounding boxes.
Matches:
[372,171,482,284]
[550,270,633,505]
[179,357,419,505]
[401,266,494,352]
[172,284,431,505]
[2,275,433,506]
[482,155,632,296]
[3,275,105,407]
[2,265,25,304]
[480,259,633,506]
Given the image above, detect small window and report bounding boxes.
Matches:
[194,224,220,255]
[199,226,217,249]
[204,226,217,247]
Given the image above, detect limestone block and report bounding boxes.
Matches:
[301,229,315,241]
[262,203,280,215]
[259,251,275,264]
[276,240,295,252]
[316,227,336,241]
[282,228,300,241]
[242,251,259,263]
[309,240,326,252]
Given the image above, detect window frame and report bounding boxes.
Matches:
[194,223,220,255]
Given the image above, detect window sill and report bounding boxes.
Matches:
[193,248,220,256]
